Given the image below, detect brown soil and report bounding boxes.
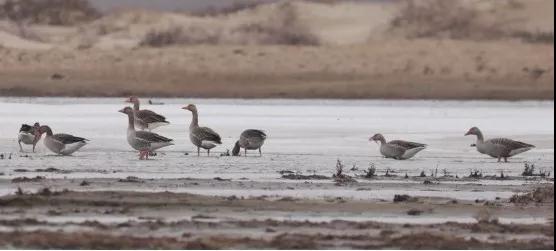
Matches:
[0,228,552,250]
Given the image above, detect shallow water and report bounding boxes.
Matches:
[0,213,548,226]
[0,98,554,200]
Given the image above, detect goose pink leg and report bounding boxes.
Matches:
[139,150,149,160]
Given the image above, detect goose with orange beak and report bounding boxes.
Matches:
[232,129,267,157]
[369,133,426,160]
[125,96,169,131]
[36,125,88,156]
[119,106,174,160]
[182,104,221,156]
[18,122,42,152]
[465,127,535,162]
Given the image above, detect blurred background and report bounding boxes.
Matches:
[0,0,553,99]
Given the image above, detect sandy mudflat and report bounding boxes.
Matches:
[0,98,554,249]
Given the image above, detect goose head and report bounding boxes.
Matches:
[36,125,52,136]
[125,96,139,104]
[465,127,480,136]
[182,104,197,113]
[118,106,133,115]
[369,133,385,144]
[19,124,32,133]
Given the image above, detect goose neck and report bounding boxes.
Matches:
[475,130,485,143]
[133,100,140,111]
[232,141,241,156]
[127,112,135,130]
[190,110,199,129]
[43,126,53,136]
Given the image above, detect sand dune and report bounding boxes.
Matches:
[2,0,552,49]
[0,0,553,99]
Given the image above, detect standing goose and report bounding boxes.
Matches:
[370,133,426,160]
[182,104,221,156]
[36,125,88,155]
[119,107,174,160]
[125,96,169,131]
[232,129,267,156]
[18,122,42,152]
[465,127,535,162]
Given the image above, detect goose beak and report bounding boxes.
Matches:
[181,107,188,110]
[118,108,125,113]
[464,131,471,136]
[124,98,132,103]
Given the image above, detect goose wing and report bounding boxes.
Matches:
[135,131,173,143]
[53,134,88,144]
[193,127,222,144]
[383,143,407,157]
[487,138,534,150]
[242,129,267,140]
[136,109,169,124]
[389,140,426,149]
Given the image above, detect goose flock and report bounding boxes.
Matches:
[17,97,536,162]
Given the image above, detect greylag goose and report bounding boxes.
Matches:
[119,107,174,160]
[18,123,42,152]
[125,96,169,131]
[37,125,88,155]
[232,129,267,156]
[370,133,426,160]
[182,104,222,156]
[465,127,535,162]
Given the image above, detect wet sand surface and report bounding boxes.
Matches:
[0,183,553,249]
[0,98,554,249]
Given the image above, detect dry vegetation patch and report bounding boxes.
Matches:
[139,2,319,47]
[390,0,553,43]
[391,0,488,40]
[510,185,555,204]
[0,0,100,26]
[190,1,267,17]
